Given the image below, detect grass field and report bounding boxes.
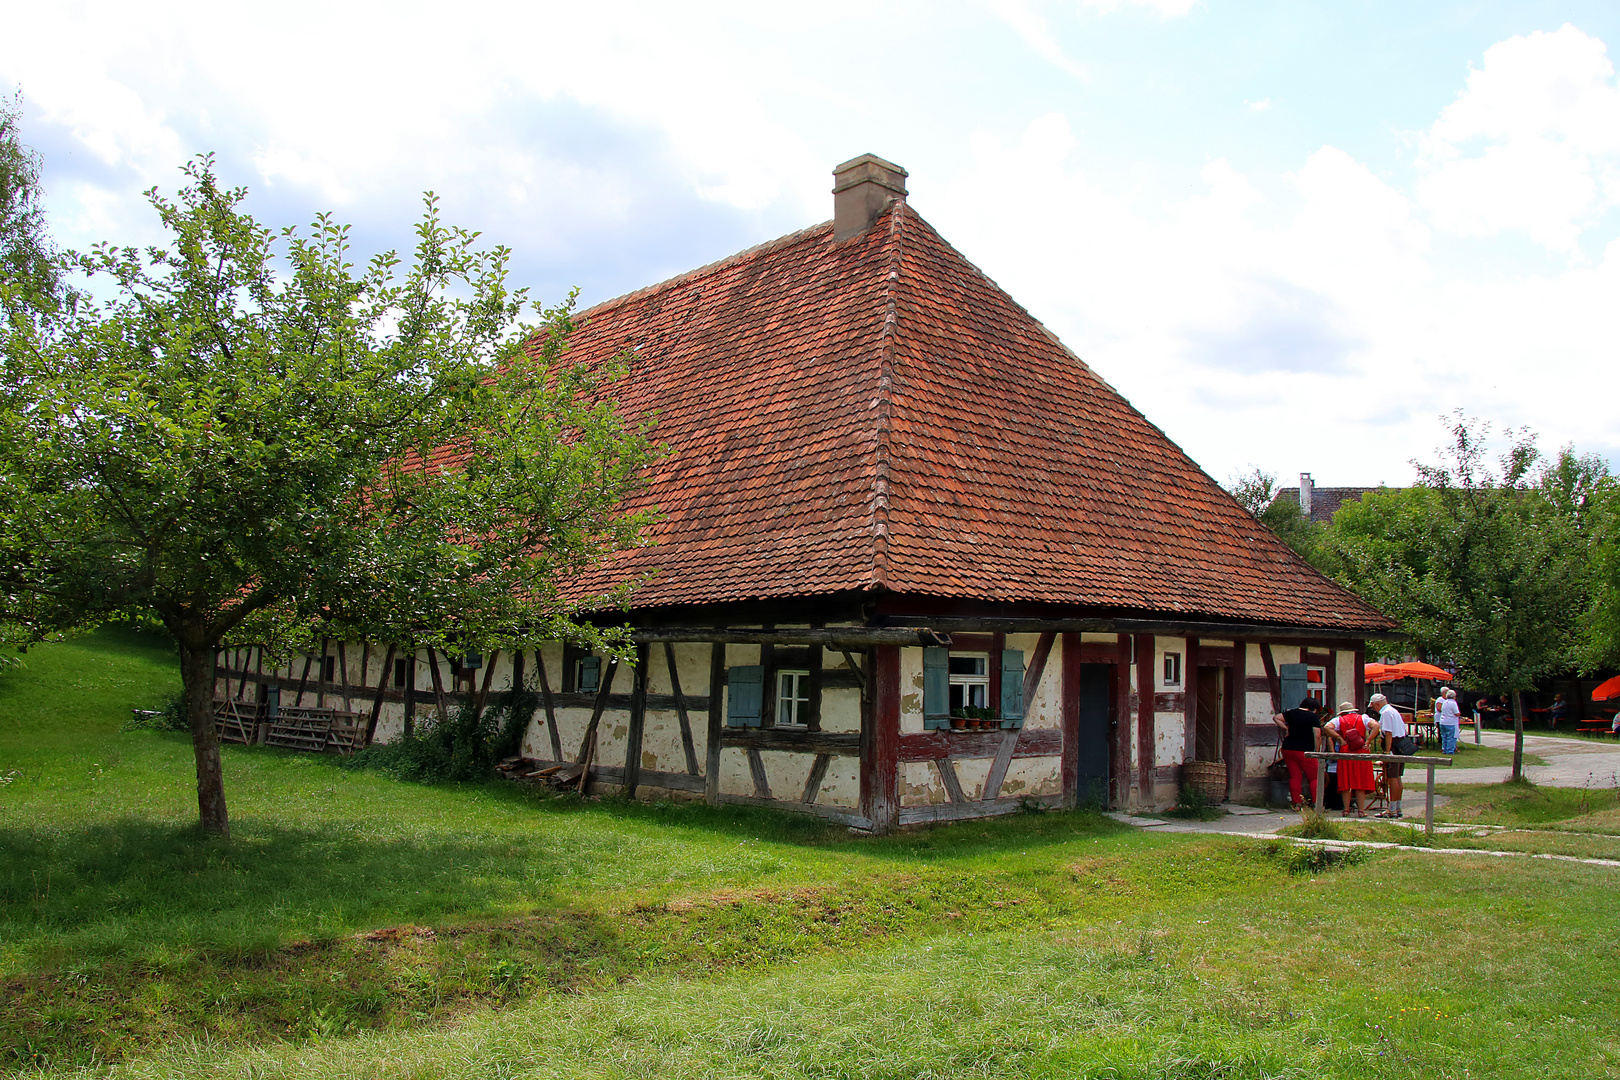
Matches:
[4,630,1620,1078]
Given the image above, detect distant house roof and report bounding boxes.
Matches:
[1272,486,1396,526]
[551,199,1391,635]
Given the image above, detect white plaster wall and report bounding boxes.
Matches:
[900,647,925,733]
[1011,633,1061,729]
[821,686,861,734]
[901,761,944,806]
[759,749,816,802]
[999,755,1061,798]
[1155,713,1183,767]
[955,757,993,801]
[814,757,860,808]
[1336,651,1358,708]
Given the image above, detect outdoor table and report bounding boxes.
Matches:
[1304,751,1454,836]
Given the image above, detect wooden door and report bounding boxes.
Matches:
[1076,664,1112,806]
[1195,666,1224,762]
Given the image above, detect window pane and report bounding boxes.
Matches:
[948,655,987,677]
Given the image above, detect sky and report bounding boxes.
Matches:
[4,0,1618,491]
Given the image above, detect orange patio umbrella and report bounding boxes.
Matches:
[1364,662,1398,683]
[1388,662,1453,681]
[1593,674,1620,701]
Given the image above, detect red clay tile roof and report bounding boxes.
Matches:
[561,201,1392,633]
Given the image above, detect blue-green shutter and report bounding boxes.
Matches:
[1279,663,1308,712]
[923,647,949,729]
[727,665,764,727]
[1001,649,1026,728]
[577,655,601,693]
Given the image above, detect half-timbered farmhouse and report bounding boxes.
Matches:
[213,154,1394,832]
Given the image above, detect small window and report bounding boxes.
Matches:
[1163,652,1182,688]
[948,654,990,714]
[321,656,336,682]
[1306,666,1327,705]
[776,670,811,726]
[574,656,601,694]
[394,657,409,688]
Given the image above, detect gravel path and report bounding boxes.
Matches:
[1444,729,1620,787]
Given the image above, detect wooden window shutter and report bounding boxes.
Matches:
[577,656,602,694]
[1000,649,1026,728]
[922,647,949,730]
[727,665,764,728]
[1279,663,1308,712]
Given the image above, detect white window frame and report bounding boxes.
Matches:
[1305,665,1328,706]
[776,669,811,727]
[948,653,991,715]
[1162,651,1182,688]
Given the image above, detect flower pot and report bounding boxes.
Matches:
[950,717,967,730]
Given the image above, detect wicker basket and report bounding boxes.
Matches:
[1181,760,1227,803]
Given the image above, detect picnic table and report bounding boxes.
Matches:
[1305,751,1453,835]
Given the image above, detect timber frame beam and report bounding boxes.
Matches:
[883,615,1386,645]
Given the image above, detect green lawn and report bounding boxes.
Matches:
[3,630,1620,1078]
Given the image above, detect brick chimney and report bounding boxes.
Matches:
[1298,472,1314,519]
[832,154,908,241]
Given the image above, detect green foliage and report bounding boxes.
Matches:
[1262,838,1367,874]
[0,155,655,833]
[348,690,537,783]
[1317,415,1596,687]
[122,690,189,732]
[1292,807,1342,840]
[1223,466,1324,565]
[0,93,59,329]
[1166,784,1223,820]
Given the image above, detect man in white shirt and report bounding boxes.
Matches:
[1370,693,1411,818]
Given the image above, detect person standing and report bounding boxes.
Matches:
[1369,692,1412,819]
[1436,688,1462,755]
[1324,702,1380,818]
[1272,698,1324,811]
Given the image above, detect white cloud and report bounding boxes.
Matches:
[1080,0,1201,16]
[1418,24,1620,254]
[929,103,1614,485]
[985,0,1090,80]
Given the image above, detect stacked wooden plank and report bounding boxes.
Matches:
[212,698,265,744]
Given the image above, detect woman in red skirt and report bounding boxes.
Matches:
[1324,702,1381,818]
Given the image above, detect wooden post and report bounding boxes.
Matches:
[664,642,701,775]
[471,649,501,720]
[402,650,417,738]
[624,644,650,798]
[573,657,619,763]
[1113,634,1131,808]
[1425,762,1437,835]
[425,647,449,723]
[1183,637,1200,762]
[862,645,901,834]
[364,644,396,747]
[534,649,563,761]
[1134,633,1155,802]
[337,641,351,714]
[1060,632,1081,810]
[986,631,1054,799]
[706,643,724,805]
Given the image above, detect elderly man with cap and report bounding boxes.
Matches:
[1370,692,1413,818]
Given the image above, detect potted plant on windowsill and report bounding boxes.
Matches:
[964,705,999,730]
[949,711,968,730]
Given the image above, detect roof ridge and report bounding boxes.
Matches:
[576,221,832,321]
[869,198,907,591]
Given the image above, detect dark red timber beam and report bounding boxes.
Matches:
[1061,632,1081,809]
[1134,633,1155,798]
[862,645,901,833]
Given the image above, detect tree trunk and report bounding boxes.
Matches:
[1510,688,1526,783]
[179,639,230,837]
